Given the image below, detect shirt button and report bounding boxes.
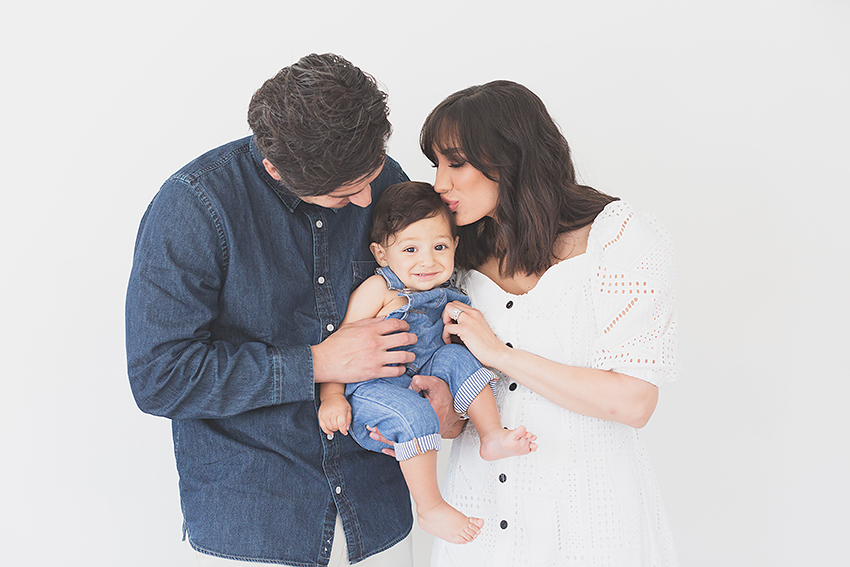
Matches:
[506,301,514,309]
[327,324,335,332]
[500,520,508,529]
[335,486,342,494]
[499,473,507,483]
[316,220,324,228]
[327,432,334,440]
[509,383,518,391]
[317,276,326,284]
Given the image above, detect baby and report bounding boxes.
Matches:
[318,181,537,544]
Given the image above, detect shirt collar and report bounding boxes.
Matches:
[250,136,302,213]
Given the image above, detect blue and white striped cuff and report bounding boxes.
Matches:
[394,433,442,461]
[453,367,498,416]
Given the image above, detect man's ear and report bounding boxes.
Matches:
[262,158,282,181]
[370,242,389,266]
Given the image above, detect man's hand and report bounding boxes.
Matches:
[312,317,416,383]
[410,374,463,438]
[318,394,352,436]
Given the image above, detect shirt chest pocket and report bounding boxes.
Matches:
[351,260,379,291]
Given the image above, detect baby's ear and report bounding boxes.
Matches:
[370,242,389,266]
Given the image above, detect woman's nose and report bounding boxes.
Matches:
[433,166,450,194]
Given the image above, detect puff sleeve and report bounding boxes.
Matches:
[589,201,678,387]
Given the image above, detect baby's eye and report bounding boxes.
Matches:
[435,244,448,251]
[403,247,417,253]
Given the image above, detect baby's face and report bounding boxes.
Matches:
[371,213,457,291]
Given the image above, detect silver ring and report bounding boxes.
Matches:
[450,307,464,321]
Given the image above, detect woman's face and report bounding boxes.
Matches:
[432,148,499,226]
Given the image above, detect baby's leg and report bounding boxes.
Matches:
[465,387,538,461]
[425,344,537,461]
[349,377,483,543]
[400,450,483,544]
[347,376,440,456]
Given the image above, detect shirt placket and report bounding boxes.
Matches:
[307,209,339,341]
[305,206,363,561]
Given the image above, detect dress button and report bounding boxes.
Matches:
[316,220,324,228]
[509,383,518,391]
[506,342,513,348]
[326,324,335,332]
[500,520,508,529]
[499,473,507,483]
[335,486,342,494]
[506,301,514,309]
[317,276,325,284]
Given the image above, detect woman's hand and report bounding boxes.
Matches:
[442,301,658,429]
[442,301,510,369]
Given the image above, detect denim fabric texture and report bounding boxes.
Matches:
[126,136,412,565]
[345,267,496,460]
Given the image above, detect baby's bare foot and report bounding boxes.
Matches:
[416,500,484,544]
[479,425,538,461]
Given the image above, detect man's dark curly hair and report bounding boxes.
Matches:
[248,53,392,196]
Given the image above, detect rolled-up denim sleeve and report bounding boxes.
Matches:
[126,179,314,419]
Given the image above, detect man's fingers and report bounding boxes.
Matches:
[372,317,410,334]
[380,330,417,350]
[409,374,439,394]
[372,363,408,379]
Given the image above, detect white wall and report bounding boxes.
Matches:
[2,1,847,565]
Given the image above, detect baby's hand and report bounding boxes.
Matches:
[318,394,352,436]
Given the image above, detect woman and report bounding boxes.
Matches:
[421,81,679,566]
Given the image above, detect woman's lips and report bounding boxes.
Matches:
[442,198,459,212]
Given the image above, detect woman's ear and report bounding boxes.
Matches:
[370,242,389,266]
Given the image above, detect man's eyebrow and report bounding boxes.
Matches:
[328,185,368,198]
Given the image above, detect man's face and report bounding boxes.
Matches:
[262,159,384,209]
[300,165,383,209]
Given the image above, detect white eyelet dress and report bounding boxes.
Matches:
[431,201,679,567]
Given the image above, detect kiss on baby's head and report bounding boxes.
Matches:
[370,182,457,246]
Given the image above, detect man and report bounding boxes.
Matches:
[126,53,432,566]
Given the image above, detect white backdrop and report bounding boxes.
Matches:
[2,1,848,566]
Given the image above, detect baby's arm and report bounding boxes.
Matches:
[317,275,395,435]
[319,382,351,435]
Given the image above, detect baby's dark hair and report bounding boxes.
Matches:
[370,181,457,245]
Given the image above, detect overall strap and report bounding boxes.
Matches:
[375,266,406,292]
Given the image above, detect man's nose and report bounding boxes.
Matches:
[348,185,373,208]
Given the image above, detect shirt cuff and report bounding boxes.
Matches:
[270,344,316,404]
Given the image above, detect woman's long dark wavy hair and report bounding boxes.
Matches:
[421,80,618,277]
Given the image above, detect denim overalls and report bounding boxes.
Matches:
[345,267,496,460]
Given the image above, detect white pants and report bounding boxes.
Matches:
[185,515,413,567]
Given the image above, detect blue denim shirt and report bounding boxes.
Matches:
[126,136,412,565]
